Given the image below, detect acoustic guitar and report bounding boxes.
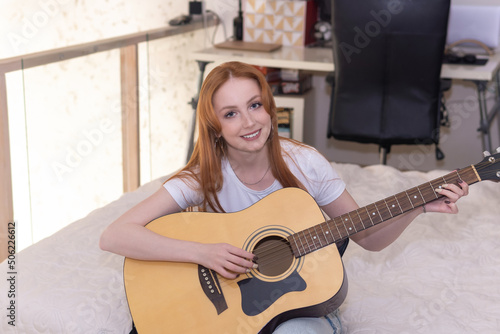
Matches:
[124,150,500,334]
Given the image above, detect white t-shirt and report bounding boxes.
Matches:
[163,140,346,212]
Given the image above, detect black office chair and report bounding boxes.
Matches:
[327,0,451,164]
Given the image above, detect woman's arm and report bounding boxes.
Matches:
[99,187,256,279]
[321,181,469,252]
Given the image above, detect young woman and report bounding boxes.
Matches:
[100,61,468,333]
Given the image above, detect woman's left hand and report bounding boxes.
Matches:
[424,180,469,214]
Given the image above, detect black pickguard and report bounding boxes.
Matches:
[237,270,307,316]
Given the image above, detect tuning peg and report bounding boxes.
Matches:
[483,150,491,157]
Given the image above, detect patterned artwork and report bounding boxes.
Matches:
[243,0,317,46]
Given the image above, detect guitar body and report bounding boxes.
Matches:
[124,188,347,334]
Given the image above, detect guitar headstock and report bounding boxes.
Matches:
[474,148,500,182]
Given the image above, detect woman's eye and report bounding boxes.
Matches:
[250,102,262,110]
[224,111,236,118]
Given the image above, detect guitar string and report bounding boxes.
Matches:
[215,163,497,288]
[250,223,341,264]
[251,221,350,268]
[252,194,417,262]
[279,167,476,260]
[220,165,488,283]
[254,169,472,261]
[216,218,419,287]
[475,160,498,179]
[255,251,294,269]
[253,179,477,272]
[252,178,459,271]
[253,242,295,267]
[214,244,297,288]
[253,240,298,266]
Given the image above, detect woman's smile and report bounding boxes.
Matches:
[241,129,261,140]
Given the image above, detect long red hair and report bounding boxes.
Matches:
[169,61,305,212]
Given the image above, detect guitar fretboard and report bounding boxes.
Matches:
[288,165,480,258]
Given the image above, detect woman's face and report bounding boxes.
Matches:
[213,76,272,157]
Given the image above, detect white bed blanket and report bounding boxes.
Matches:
[1,162,499,333]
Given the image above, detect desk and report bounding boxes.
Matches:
[191,46,334,72]
[191,46,500,154]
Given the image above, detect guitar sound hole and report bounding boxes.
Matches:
[253,236,294,277]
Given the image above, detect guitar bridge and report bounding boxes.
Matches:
[198,265,228,315]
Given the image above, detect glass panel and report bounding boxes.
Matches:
[139,28,214,184]
[8,50,123,250]
[6,70,31,251]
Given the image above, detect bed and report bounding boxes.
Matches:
[2,162,500,333]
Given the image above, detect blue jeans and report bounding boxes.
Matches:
[272,310,342,334]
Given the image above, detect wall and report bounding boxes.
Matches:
[0,0,239,59]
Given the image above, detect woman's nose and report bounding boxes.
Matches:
[241,111,256,128]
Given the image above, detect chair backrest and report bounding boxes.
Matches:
[328,0,450,148]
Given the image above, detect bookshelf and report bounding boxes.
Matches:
[274,89,313,142]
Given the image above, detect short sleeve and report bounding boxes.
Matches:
[304,150,346,206]
[163,176,202,209]
[283,142,346,207]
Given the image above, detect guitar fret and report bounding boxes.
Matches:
[336,217,349,239]
[303,230,313,252]
[364,206,375,226]
[441,176,447,186]
[324,221,337,243]
[416,185,425,202]
[356,209,366,229]
[408,188,424,207]
[310,227,323,248]
[357,209,370,230]
[365,204,382,224]
[297,232,306,256]
[330,218,344,241]
[347,212,358,233]
[404,190,415,209]
[394,195,404,213]
[386,197,400,216]
[421,181,439,202]
[375,203,384,221]
[316,226,327,247]
[290,235,301,257]
[383,199,394,218]
[373,201,388,221]
[305,228,314,250]
[428,181,439,198]
[396,192,411,212]
[341,215,352,235]
[430,179,440,194]
[319,224,328,245]
[319,223,332,244]
[318,224,331,245]
[414,188,425,205]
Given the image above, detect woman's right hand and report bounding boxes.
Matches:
[197,243,257,279]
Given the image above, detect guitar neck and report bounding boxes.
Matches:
[288,165,481,258]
